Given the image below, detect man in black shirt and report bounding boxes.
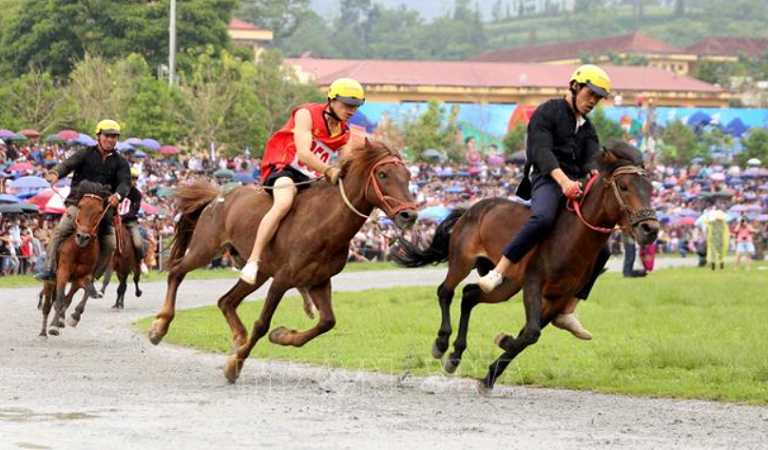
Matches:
[120,167,149,274]
[36,119,130,286]
[477,65,614,340]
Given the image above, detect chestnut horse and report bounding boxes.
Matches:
[39,181,111,337]
[147,139,418,382]
[108,218,143,309]
[392,142,659,391]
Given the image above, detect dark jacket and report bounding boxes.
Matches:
[51,146,131,206]
[120,186,143,223]
[517,98,600,199]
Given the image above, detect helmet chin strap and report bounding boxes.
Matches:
[325,100,342,122]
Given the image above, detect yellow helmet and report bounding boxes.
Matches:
[95,119,121,135]
[570,64,611,98]
[327,78,365,106]
[130,167,140,178]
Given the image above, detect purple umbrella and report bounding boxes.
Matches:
[140,138,161,151]
[75,133,97,146]
[0,129,16,139]
[126,137,142,146]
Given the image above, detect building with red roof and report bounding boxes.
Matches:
[472,32,697,76]
[228,19,273,59]
[685,37,768,61]
[286,56,729,107]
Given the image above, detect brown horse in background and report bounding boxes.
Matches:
[147,139,418,383]
[39,181,111,337]
[108,218,143,309]
[392,142,660,391]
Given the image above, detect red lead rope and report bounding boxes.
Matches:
[566,174,614,234]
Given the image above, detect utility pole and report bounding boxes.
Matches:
[168,0,176,86]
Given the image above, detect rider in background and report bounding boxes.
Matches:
[36,119,130,295]
[118,167,150,274]
[239,78,365,284]
[477,65,613,340]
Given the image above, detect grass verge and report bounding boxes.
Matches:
[135,264,768,404]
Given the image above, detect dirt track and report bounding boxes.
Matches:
[2,263,767,449]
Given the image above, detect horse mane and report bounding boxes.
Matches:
[72,181,111,202]
[339,139,399,176]
[598,140,644,173]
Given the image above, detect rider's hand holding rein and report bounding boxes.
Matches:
[107,193,121,208]
[551,167,583,200]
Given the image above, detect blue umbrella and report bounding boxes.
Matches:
[418,206,452,222]
[133,150,147,159]
[235,172,255,184]
[349,111,377,133]
[140,138,161,151]
[10,176,49,190]
[75,133,97,146]
[117,142,135,152]
[126,137,142,146]
[0,193,20,203]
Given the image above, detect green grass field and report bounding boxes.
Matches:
[135,264,768,404]
[0,261,402,289]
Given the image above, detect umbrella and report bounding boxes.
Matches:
[0,193,20,203]
[0,203,25,214]
[155,186,175,198]
[235,172,255,184]
[687,112,711,127]
[8,162,35,172]
[422,148,446,161]
[747,158,761,166]
[19,129,41,139]
[672,216,696,226]
[159,145,179,155]
[117,142,135,152]
[709,172,726,181]
[756,214,768,222]
[57,129,79,141]
[27,187,70,214]
[5,133,28,142]
[418,205,452,222]
[0,129,16,139]
[125,137,143,146]
[140,202,158,215]
[140,138,161,151]
[45,134,64,143]
[74,133,96,146]
[724,118,748,137]
[134,150,147,159]
[213,168,234,179]
[10,176,48,191]
[487,154,505,166]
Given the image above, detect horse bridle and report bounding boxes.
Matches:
[570,165,656,234]
[339,154,418,219]
[74,193,110,237]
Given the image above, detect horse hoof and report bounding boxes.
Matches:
[147,321,166,345]
[431,341,446,360]
[268,326,290,344]
[38,332,47,339]
[67,316,80,328]
[494,333,509,350]
[136,290,143,298]
[48,328,59,336]
[224,357,243,384]
[443,357,460,374]
[112,304,119,309]
[475,379,494,396]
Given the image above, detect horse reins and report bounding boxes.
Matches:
[74,194,113,237]
[339,154,417,219]
[568,166,655,234]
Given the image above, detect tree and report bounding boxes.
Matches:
[0,0,237,79]
[674,0,686,16]
[237,0,310,41]
[659,120,707,165]
[590,107,624,144]
[491,0,504,22]
[0,69,68,133]
[403,101,460,161]
[278,11,336,57]
[502,124,526,155]
[738,128,768,166]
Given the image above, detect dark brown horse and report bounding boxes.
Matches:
[392,142,659,391]
[39,181,111,337]
[147,139,418,382]
[108,218,143,309]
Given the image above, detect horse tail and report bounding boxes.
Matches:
[392,209,466,268]
[168,180,219,267]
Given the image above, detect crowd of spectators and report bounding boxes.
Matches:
[1,136,767,277]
